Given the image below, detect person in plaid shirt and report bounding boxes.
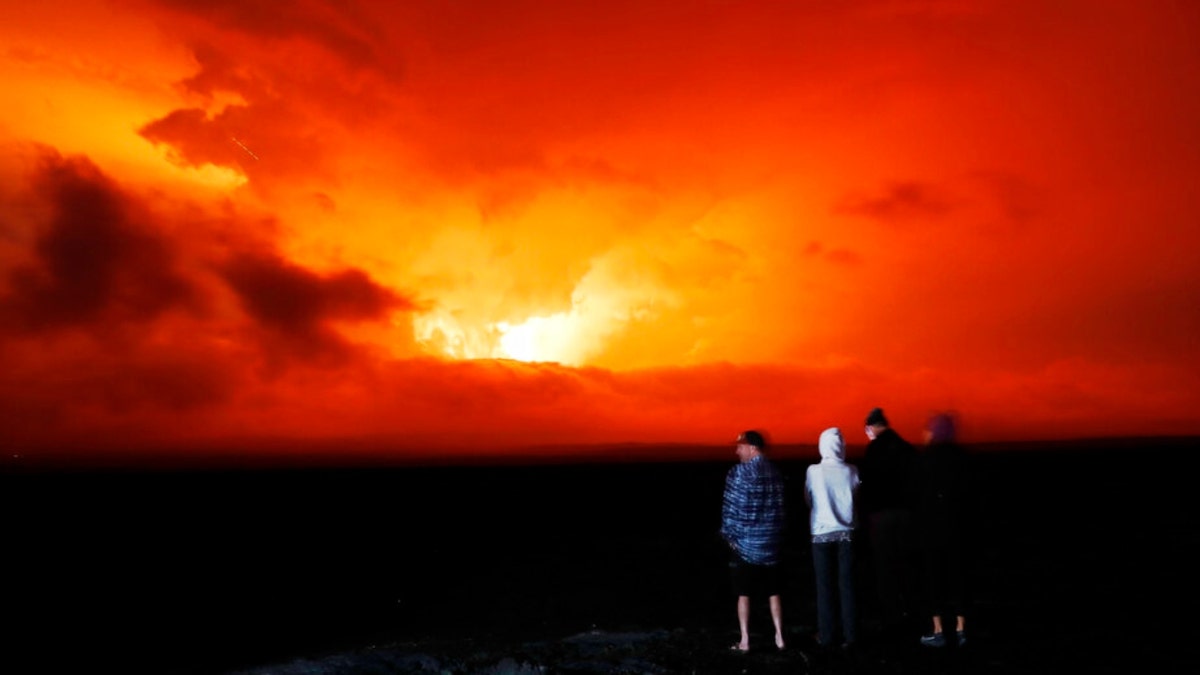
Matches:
[721,429,787,652]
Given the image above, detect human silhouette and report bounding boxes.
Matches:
[720,430,787,652]
[805,427,861,652]
[915,411,973,648]
[859,407,919,644]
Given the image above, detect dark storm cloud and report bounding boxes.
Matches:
[136,1,407,182]
[972,170,1046,226]
[0,152,197,333]
[138,99,330,181]
[836,181,954,222]
[0,146,431,437]
[155,0,383,68]
[139,107,249,169]
[219,251,416,358]
[136,40,357,182]
[177,42,260,99]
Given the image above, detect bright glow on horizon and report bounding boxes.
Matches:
[412,311,582,364]
[496,313,578,364]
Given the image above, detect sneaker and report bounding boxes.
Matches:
[956,630,967,647]
[920,632,946,648]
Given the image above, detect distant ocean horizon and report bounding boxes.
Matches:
[4,436,1195,674]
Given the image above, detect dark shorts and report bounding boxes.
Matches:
[729,551,783,597]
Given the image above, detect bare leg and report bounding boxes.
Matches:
[735,596,751,651]
[769,594,785,649]
[931,615,944,634]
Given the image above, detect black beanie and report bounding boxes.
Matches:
[865,407,888,426]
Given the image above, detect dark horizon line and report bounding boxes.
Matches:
[2,434,1195,474]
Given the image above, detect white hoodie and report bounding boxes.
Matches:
[805,427,861,539]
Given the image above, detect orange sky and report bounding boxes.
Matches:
[2,0,1197,464]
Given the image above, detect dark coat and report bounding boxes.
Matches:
[859,428,917,514]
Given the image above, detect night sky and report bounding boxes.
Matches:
[2,1,1197,463]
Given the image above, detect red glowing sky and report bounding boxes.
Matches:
[1,1,1197,463]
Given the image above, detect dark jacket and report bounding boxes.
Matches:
[859,428,917,514]
[915,440,971,541]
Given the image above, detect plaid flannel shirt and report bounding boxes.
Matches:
[721,455,786,565]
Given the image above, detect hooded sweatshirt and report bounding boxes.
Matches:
[805,427,861,541]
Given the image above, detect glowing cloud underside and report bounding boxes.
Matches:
[413,311,585,365]
[411,256,674,366]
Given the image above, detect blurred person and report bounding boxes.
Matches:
[720,430,788,652]
[805,427,861,652]
[859,406,919,643]
[915,412,973,648]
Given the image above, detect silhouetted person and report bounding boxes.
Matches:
[720,430,787,652]
[859,407,919,643]
[916,412,972,648]
[805,427,861,652]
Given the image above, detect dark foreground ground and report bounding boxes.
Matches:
[4,438,1198,674]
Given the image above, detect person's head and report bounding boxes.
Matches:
[735,430,766,462]
[925,412,957,445]
[864,407,889,440]
[819,427,845,461]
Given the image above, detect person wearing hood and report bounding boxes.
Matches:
[805,427,862,652]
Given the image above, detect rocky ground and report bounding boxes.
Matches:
[223,622,1004,675]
